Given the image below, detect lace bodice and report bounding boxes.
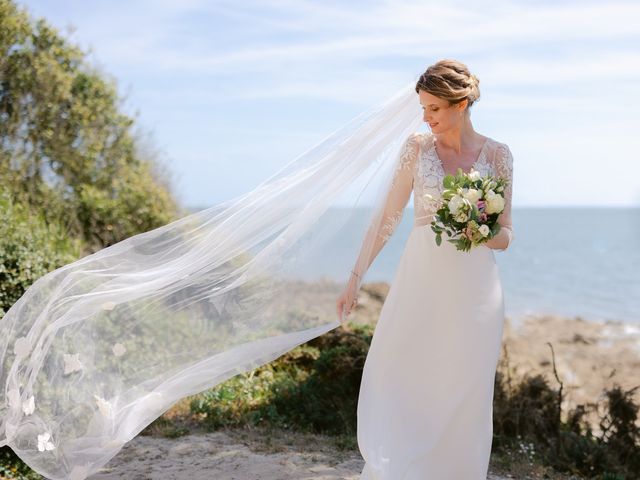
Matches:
[414,133,495,226]
[376,131,514,251]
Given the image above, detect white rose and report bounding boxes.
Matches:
[478,224,490,237]
[462,188,482,204]
[454,210,469,223]
[448,195,464,214]
[468,170,481,181]
[485,192,505,214]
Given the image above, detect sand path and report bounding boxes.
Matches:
[91,428,509,479]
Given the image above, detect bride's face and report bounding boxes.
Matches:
[418,90,466,133]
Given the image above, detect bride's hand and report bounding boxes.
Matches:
[336,277,359,324]
[465,225,497,249]
[483,230,502,249]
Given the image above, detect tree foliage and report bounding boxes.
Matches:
[0,192,82,319]
[0,0,183,252]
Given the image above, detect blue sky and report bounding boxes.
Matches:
[16,0,640,208]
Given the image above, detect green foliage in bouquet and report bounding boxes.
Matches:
[430,167,509,252]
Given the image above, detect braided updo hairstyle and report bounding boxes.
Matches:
[415,59,480,111]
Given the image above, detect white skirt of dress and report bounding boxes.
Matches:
[357,224,505,480]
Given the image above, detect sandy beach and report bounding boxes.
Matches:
[92,428,364,479]
[91,426,511,479]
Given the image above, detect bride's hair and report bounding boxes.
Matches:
[414,59,480,111]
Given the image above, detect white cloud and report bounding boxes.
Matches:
[16,0,640,206]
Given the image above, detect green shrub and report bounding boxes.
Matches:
[190,323,373,435]
[73,160,179,249]
[0,193,82,319]
[0,446,42,479]
[263,326,372,435]
[493,343,640,478]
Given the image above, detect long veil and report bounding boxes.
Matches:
[0,76,424,479]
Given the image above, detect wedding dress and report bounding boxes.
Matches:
[357,132,514,479]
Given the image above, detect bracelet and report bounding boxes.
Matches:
[351,269,361,279]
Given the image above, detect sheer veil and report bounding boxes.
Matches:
[0,76,424,479]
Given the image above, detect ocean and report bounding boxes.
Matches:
[306,207,640,327]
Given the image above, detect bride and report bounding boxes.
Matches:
[337,59,514,479]
[0,58,511,479]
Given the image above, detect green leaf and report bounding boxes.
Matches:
[443,175,455,189]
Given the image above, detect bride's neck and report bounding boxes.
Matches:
[434,117,479,152]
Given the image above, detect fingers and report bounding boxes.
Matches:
[346,298,357,316]
[336,295,358,322]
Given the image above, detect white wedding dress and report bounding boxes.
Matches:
[357,132,514,480]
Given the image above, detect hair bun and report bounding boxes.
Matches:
[415,59,481,110]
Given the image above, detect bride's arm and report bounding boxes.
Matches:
[485,143,514,251]
[350,133,420,280]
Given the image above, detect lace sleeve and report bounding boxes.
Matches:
[349,132,420,280]
[494,142,514,251]
[377,132,420,244]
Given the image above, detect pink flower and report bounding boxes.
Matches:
[477,200,486,211]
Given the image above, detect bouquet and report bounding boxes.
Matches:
[426,168,508,252]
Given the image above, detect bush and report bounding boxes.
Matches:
[493,342,640,478]
[263,325,372,434]
[0,192,82,319]
[74,160,179,249]
[190,322,373,435]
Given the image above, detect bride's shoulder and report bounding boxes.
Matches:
[486,134,511,147]
[485,137,514,173]
[411,131,432,146]
[485,135,511,154]
[406,131,426,142]
[402,132,426,152]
